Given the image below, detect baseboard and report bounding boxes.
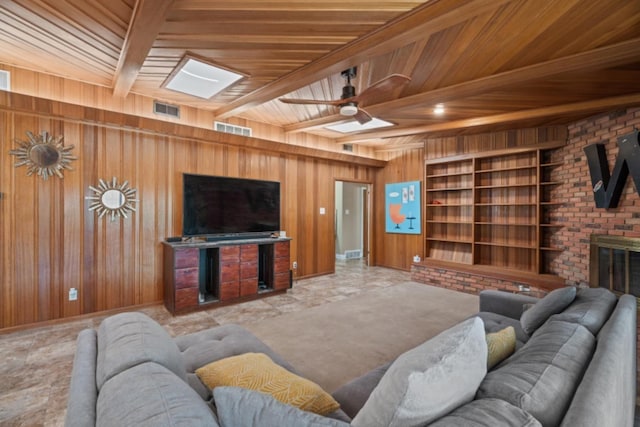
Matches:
[0,301,164,335]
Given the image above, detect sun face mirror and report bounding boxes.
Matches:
[30,144,60,166]
[101,189,125,209]
[9,131,76,180]
[86,177,138,221]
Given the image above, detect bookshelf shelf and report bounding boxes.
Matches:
[425,146,564,275]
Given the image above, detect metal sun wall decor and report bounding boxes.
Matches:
[385,180,421,234]
[9,130,76,180]
[86,177,138,221]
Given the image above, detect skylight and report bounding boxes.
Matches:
[325,118,394,134]
[164,58,244,99]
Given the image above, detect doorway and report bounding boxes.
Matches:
[335,180,371,267]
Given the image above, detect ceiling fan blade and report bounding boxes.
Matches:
[354,108,373,125]
[353,74,411,106]
[278,97,343,106]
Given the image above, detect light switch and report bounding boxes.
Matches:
[319,207,326,215]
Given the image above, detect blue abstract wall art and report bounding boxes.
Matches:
[385,180,421,234]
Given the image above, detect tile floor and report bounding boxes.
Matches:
[0,260,410,426]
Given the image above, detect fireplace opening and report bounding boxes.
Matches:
[590,235,640,297]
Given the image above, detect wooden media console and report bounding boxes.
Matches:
[163,237,291,314]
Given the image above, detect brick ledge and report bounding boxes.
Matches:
[412,259,565,291]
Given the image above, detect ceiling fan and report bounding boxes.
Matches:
[279,67,410,125]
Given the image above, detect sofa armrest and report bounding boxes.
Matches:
[65,329,98,427]
[560,294,637,427]
[479,290,540,320]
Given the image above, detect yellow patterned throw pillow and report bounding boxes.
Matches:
[486,326,516,369]
[195,352,340,415]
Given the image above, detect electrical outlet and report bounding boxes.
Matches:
[292,261,298,269]
[69,288,78,301]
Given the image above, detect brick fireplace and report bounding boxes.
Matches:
[590,234,640,297]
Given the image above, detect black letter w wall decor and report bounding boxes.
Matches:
[584,129,640,208]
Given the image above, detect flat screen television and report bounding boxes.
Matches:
[182,173,280,237]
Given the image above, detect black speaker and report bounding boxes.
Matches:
[166,236,182,242]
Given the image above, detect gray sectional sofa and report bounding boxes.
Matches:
[65,286,637,426]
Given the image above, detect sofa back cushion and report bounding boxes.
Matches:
[477,320,595,427]
[331,361,391,419]
[97,362,218,427]
[520,286,576,335]
[96,312,186,390]
[175,323,296,374]
[550,287,617,335]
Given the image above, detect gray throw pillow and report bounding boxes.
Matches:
[520,286,576,335]
[351,317,487,427]
[213,386,349,427]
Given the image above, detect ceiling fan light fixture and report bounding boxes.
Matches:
[340,103,358,116]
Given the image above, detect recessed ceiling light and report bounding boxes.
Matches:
[325,118,395,133]
[434,104,445,115]
[163,56,245,99]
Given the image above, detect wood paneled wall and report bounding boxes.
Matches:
[0,94,379,330]
[423,127,569,161]
[373,148,425,271]
[0,63,378,158]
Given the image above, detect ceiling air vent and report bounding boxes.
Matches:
[342,144,354,152]
[153,101,180,118]
[214,121,252,137]
[0,70,10,91]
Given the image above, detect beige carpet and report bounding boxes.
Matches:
[244,281,479,393]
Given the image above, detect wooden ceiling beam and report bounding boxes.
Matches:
[112,0,174,97]
[288,38,640,134]
[214,0,512,119]
[336,93,640,142]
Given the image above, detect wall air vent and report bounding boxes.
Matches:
[342,144,354,152]
[153,101,180,118]
[214,121,252,137]
[0,70,10,91]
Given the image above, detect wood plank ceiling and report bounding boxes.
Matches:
[0,0,639,150]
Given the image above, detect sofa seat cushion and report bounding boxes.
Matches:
[96,312,186,390]
[351,317,487,427]
[476,312,529,348]
[477,320,595,427]
[428,398,541,427]
[97,362,218,427]
[550,287,617,335]
[520,287,577,335]
[175,324,296,374]
[196,352,340,416]
[214,386,349,427]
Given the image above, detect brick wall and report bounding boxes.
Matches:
[411,265,547,297]
[549,107,640,284]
